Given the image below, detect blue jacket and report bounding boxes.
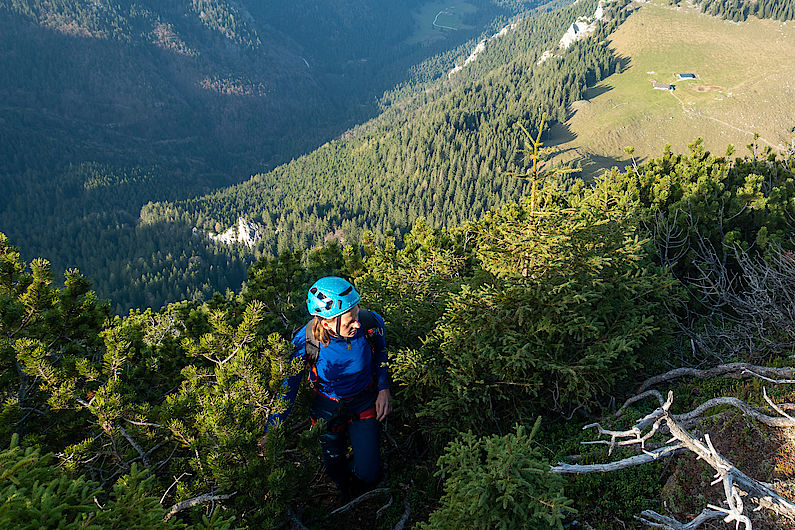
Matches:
[265,310,389,431]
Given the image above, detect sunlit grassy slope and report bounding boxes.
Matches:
[547,0,795,176]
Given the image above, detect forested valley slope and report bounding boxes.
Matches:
[1,0,536,311]
[138,0,793,312]
[2,0,792,313]
[134,0,623,311]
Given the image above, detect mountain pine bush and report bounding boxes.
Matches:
[421,420,573,529]
[392,177,680,435]
[0,433,183,529]
[1,234,330,527]
[2,139,793,527]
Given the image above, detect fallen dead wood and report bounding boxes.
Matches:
[393,499,411,530]
[636,363,795,394]
[636,508,725,529]
[329,487,390,516]
[163,491,236,522]
[550,445,685,474]
[551,391,795,529]
[376,495,394,519]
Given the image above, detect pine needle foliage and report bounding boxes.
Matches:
[607,140,795,362]
[357,219,470,352]
[508,114,581,216]
[399,178,680,434]
[0,433,181,529]
[1,235,338,527]
[2,138,793,527]
[610,139,795,275]
[421,419,574,530]
[242,241,351,335]
[1,233,109,445]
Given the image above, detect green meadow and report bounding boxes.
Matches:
[548,0,795,176]
[404,0,477,44]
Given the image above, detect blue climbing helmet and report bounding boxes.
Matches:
[307,276,361,319]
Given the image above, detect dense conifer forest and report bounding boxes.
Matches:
[133,0,622,311]
[691,0,795,22]
[2,0,791,313]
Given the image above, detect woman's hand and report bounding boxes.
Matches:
[375,388,392,421]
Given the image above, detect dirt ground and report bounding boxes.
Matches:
[692,85,724,92]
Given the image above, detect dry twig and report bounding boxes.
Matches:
[328,488,390,516]
[376,496,394,519]
[393,499,412,530]
[287,506,308,530]
[117,424,149,467]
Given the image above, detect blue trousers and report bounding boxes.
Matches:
[309,388,381,486]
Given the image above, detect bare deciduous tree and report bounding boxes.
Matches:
[658,233,795,364]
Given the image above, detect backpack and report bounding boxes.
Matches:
[304,309,383,368]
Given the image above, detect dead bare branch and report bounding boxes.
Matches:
[552,391,795,528]
[153,442,179,472]
[122,417,164,428]
[762,388,795,423]
[329,488,390,516]
[636,363,795,394]
[287,506,308,530]
[674,243,795,362]
[672,395,795,427]
[648,208,690,268]
[743,369,795,385]
[163,491,236,522]
[550,445,685,474]
[160,472,191,505]
[376,496,394,519]
[616,389,665,417]
[393,499,412,530]
[635,508,725,529]
[117,424,149,467]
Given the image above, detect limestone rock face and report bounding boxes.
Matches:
[448,22,517,78]
[538,0,609,65]
[207,217,262,248]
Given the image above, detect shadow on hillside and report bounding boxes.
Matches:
[616,53,631,74]
[576,152,642,182]
[581,83,614,102]
[544,120,577,148]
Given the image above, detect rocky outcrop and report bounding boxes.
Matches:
[448,22,517,78]
[537,0,609,65]
[207,217,262,248]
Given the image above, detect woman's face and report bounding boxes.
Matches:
[322,305,361,338]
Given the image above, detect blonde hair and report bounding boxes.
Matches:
[312,316,332,347]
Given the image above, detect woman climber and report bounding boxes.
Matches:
[259,276,392,498]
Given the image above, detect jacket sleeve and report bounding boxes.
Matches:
[264,331,306,433]
[371,311,391,391]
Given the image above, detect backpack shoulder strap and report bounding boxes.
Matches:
[305,311,382,366]
[304,321,321,366]
[358,309,383,352]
